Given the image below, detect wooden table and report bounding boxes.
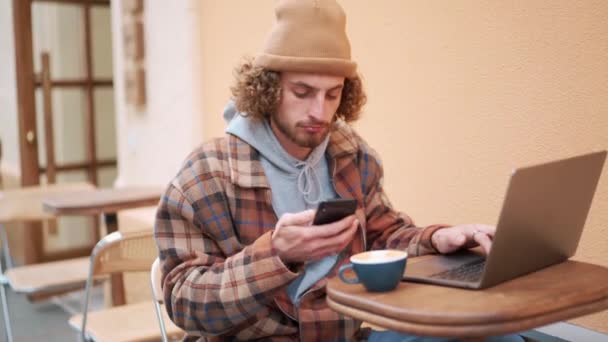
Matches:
[42,186,163,222]
[0,182,96,267]
[327,257,608,338]
[42,186,163,305]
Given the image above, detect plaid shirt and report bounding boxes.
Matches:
[155,121,445,341]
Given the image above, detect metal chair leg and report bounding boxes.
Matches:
[0,222,13,269]
[151,258,169,342]
[151,293,169,342]
[80,252,97,342]
[0,224,14,342]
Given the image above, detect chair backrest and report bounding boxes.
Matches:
[0,182,95,224]
[90,230,157,277]
[81,229,157,341]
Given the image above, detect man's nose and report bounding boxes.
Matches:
[309,94,327,120]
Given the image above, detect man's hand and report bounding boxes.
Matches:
[271,209,359,264]
[431,224,495,255]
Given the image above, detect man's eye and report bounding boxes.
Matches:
[327,93,340,100]
[294,91,309,98]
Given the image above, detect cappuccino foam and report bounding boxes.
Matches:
[351,250,407,264]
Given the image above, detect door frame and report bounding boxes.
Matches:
[12,0,113,263]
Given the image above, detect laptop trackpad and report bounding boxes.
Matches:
[404,250,485,278]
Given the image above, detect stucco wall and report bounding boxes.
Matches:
[194,0,608,332]
[111,0,204,187]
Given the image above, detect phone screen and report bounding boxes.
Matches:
[313,199,357,225]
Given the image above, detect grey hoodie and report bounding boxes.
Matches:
[224,101,337,214]
[224,101,339,305]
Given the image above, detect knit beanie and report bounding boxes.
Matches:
[254,0,357,78]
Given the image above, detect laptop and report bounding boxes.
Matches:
[402,150,606,289]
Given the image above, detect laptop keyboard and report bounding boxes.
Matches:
[430,259,486,282]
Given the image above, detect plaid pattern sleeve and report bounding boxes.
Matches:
[356,137,449,256]
[154,139,299,337]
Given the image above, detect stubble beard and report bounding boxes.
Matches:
[271,111,330,149]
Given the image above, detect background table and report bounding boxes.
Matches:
[42,186,163,305]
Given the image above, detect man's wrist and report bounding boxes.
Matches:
[271,236,302,271]
[273,247,302,272]
[426,225,451,254]
[430,231,439,252]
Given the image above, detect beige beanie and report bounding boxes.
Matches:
[254,0,357,78]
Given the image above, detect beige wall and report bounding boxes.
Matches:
[111,0,209,304]
[195,0,608,332]
[112,0,204,187]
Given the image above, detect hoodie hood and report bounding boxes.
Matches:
[224,100,336,214]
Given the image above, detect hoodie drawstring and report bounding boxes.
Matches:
[296,161,323,204]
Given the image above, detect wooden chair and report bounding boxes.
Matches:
[0,182,96,342]
[69,230,182,342]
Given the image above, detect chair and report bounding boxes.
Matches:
[70,230,182,342]
[0,182,96,342]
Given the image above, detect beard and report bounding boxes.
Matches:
[271,111,331,149]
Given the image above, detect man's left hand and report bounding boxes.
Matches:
[431,224,495,255]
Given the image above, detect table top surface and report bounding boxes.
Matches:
[42,186,163,215]
[327,257,608,337]
[0,182,95,223]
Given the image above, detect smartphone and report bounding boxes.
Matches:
[313,199,358,225]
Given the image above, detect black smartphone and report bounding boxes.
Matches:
[313,199,357,225]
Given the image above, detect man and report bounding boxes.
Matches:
[155,1,519,341]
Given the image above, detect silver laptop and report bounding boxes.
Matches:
[402,151,606,289]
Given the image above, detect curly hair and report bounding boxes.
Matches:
[230,58,366,123]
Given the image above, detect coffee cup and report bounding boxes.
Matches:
[338,250,407,292]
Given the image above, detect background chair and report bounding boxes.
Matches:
[70,230,182,342]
